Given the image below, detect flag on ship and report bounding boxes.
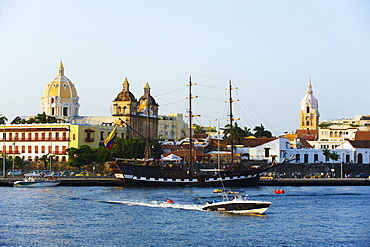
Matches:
[104,125,118,149]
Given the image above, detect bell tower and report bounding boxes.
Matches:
[299,78,320,130]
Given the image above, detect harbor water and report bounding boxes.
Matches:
[1,186,369,246]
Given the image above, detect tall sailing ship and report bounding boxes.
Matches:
[109,77,276,187]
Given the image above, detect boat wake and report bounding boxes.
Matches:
[104,200,204,211]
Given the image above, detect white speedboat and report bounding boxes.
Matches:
[13,174,61,187]
[202,194,271,214]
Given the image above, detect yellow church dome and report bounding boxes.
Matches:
[42,61,78,100]
[41,61,80,118]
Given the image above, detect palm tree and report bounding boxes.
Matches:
[329,151,339,162]
[224,122,245,144]
[243,127,253,137]
[0,114,8,124]
[253,124,272,138]
[193,125,206,134]
[322,148,331,163]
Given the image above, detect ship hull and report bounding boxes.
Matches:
[110,161,261,187]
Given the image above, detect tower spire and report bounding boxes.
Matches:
[58,60,64,76]
[307,77,312,94]
[122,77,129,91]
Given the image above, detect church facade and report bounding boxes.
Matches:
[112,78,159,140]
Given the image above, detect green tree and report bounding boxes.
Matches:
[193,125,206,134]
[329,151,340,162]
[253,124,272,138]
[223,122,245,145]
[27,112,57,124]
[318,122,331,128]
[94,146,112,163]
[243,127,253,137]
[39,154,51,170]
[111,138,146,159]
[10,116,23,124]
[66,145,96,171]
[0,114,8,124]
[322,148,331,163]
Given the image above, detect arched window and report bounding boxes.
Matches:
[358,153,363,164]
[306,106,310,113]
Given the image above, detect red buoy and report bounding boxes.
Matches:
[274,189,285,194]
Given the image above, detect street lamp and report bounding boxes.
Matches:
[3,124,6,178]
[215,119,220,170]
[12,136,15,173]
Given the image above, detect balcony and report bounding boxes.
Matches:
[85,137,95,142]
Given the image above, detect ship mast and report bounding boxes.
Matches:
[144,85,151,161]
[226,80,239,165]
[187,76,199,174]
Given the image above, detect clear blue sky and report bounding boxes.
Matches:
[0,0,369,136]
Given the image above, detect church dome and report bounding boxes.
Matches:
[114,77,136,101]
[42,61,78,100]
[138,82,158,116]
[41,61,80,118]
[138,82,158,105]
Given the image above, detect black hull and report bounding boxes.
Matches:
[202,201,271,214]
[110,161,261,187]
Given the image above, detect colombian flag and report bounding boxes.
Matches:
[104,126,118,149]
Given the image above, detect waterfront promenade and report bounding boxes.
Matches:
[258,177,370,186]
[1,176,369,186]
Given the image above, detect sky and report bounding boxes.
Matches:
[0,0,369,136]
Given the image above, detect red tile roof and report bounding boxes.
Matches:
[348,140,370,148]
[295,129,318,140]
[354,131,370,141]
[242,138,277,147]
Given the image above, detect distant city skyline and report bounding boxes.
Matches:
[0,0,369,136]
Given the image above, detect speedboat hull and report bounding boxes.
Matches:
[13,181,61,187]
[202,200,271,214]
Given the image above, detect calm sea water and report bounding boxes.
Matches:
[1,185,369,247]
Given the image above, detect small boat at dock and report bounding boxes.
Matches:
[13,174,61,187]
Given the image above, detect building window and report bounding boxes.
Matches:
[22,146,25,153]
[42,146,45,153]
[28,146,32,153]
[35,146,38,154]
[296,154,300,163]
[314,154,318,162]
[63,107,68,116]
[73,134,76,140]
[304,154,309,163]
[264,148,270,158]
[100,132,104,141]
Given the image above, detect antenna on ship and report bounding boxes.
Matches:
[186,76,200,175]
[226,80,239,165]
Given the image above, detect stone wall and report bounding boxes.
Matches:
[265,163,370,178]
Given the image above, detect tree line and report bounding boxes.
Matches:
[194,123,273,144]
